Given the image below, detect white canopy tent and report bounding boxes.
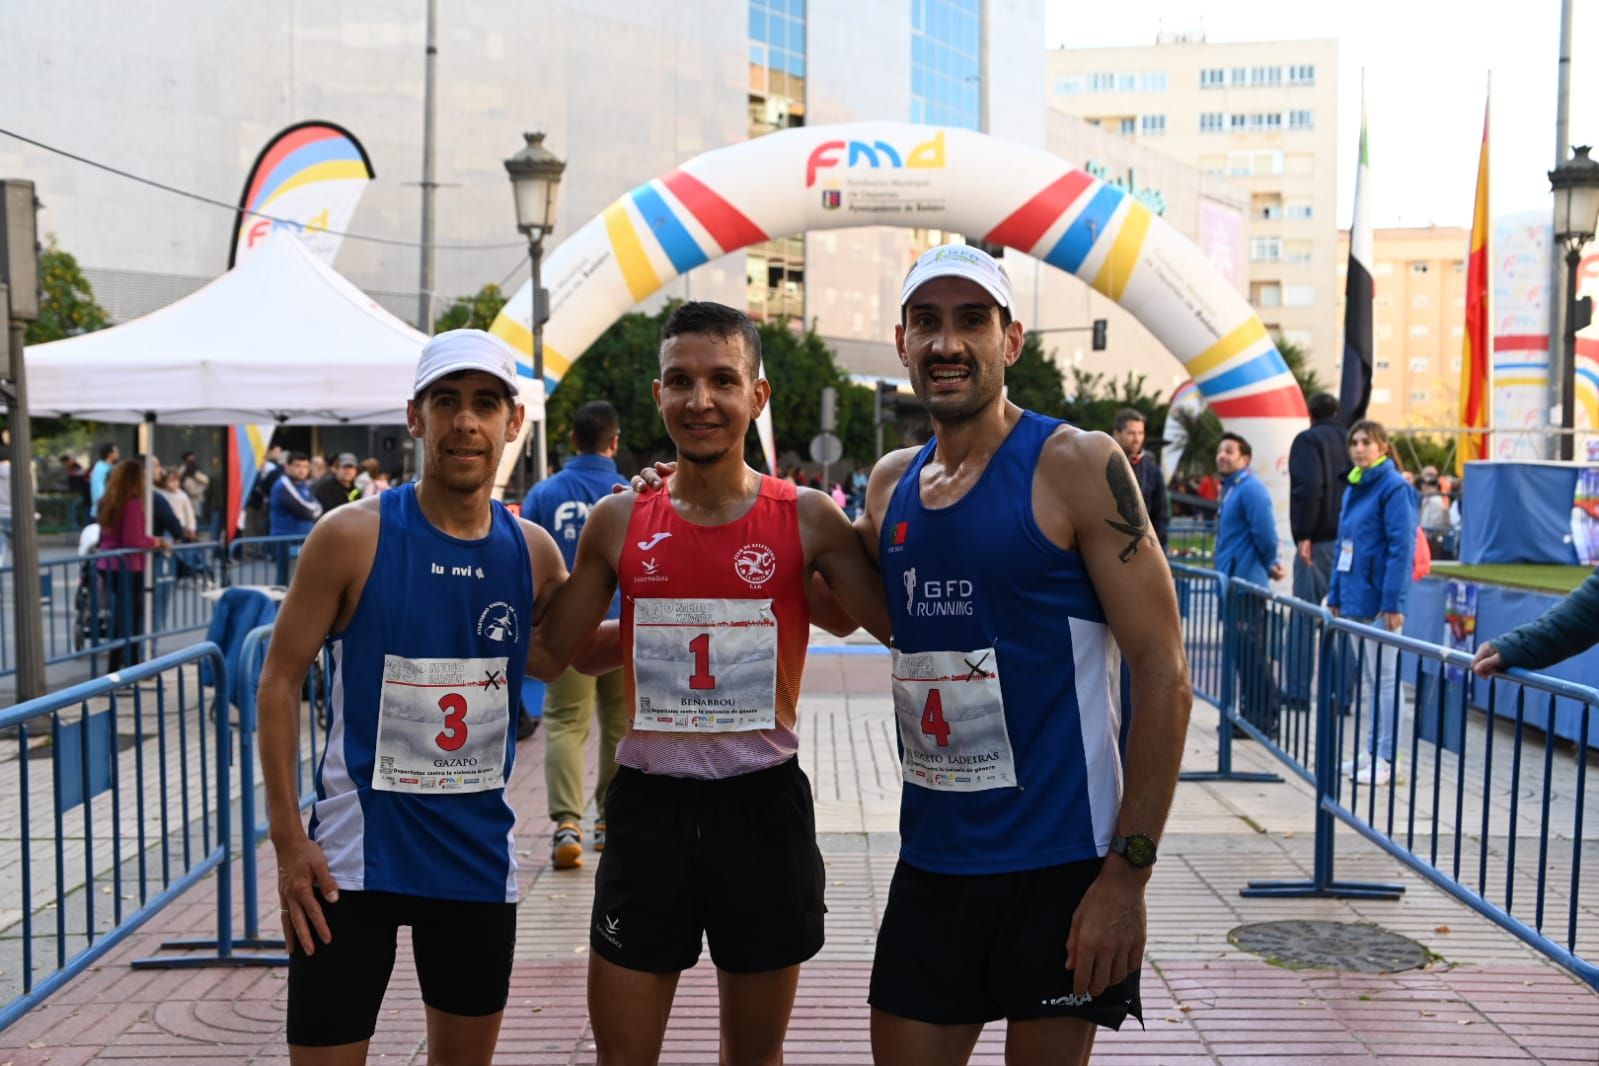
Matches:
[27,232,543,425]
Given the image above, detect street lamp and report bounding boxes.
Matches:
[503,131,565,484]
[1549,144,1599,461]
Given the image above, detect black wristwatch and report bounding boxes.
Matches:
[1108,833,1158,869]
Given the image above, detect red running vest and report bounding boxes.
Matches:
[615,475,811,779]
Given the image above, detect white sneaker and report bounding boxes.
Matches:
[1340,755,1369,776]
[1352,759,1393,785]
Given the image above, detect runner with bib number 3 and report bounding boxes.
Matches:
[257,330,600,1066]
[523,301,892,1066]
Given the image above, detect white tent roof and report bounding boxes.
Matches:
[27,233,542,425]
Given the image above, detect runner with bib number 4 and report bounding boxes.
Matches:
[524,301,892,1066]
[856,245,1193,1066]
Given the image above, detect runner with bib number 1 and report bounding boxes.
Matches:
[523,301,892,1066]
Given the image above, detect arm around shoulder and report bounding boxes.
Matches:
[1494,569,1599,670]
[525,492,627,680]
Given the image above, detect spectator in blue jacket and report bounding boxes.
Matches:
[1472,568,1599,677]
[1214,433,1284,733]
[1214,433,1283,587]
[1327,419,1417,784]
[268,451,322,585]
[520,401,628,868]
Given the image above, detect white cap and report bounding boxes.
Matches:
[413,329,521,399]
[899,244,1013,310]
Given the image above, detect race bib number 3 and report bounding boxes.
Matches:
[373,656,511,794]
[891,647,1018,792]
[632,598,778,732]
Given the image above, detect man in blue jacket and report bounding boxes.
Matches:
[1214,433,1284,733]
[520,401,628,868]
[269,452,322,585]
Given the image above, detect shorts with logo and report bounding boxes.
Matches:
[589,757,826,974]
[869,858,1143,1028]
[287,889,516,1047]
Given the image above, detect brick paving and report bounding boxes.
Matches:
[2,640,1597,1064]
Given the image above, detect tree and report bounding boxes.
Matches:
[25,239,110,345]
[433,284,508,334]
[545,307,676,467]
[757,320,875,466]
[1274,334,1326,401]
[1059,367,1167,438]
[1009,332,1069,419]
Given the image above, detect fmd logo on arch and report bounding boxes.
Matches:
[805,131,946,188]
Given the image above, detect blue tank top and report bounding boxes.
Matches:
[310,483,533,903]
[881,411,1125,875]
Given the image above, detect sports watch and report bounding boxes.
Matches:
[1108,833,1157,869]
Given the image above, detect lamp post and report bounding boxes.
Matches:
[503,132,565,486]
[1549,144,1599,461]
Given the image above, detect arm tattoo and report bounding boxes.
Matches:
[1104,455,1153,563]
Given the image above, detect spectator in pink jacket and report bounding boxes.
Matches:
[96,460,170,669]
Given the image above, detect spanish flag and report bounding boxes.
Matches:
[1459,90,1491,474]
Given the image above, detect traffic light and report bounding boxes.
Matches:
[1091,318,1108,351]
[876,381,898,424]
[1576,295,1594,334]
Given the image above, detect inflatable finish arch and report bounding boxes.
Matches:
[490,122,1307,532]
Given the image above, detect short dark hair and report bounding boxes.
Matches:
[1218,432,1252,459]
[1113,408,1146,432]
[1307,392,1340,421]
[660,301,762,377]
[98,442,118,460]
[287,450,310,464]
[181,451,197,463]
[572,401,621,453]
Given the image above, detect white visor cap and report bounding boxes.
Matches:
[413,329,522,399]
[899,243,1014,311]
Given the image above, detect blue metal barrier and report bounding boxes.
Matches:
[232,623,328,955]
[1172,565,1280,784]
[1243,615,1598,991]
[226,535,309,589]
[1166,516,1217,563]
[0,643,277,1032]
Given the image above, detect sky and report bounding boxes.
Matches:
[1044,0,1595,230]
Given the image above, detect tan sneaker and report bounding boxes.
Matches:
[552,822,583,869]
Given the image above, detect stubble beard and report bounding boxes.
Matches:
[919,363,1004,425]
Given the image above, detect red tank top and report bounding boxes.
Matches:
[615,475,810,779]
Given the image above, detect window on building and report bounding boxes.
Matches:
[1200,67,1225,88]
[1200,111,1224,133]
[1117,71,1138,91]
[911,0,980,130]
[1250,65,1283,86]
[1284,329,1313,351]
[1372,387,1392,405]
[1139,114,1165,135]
[1088,71,1116,91]
[1374,261,1394,276]
[1230,113,1247,131]
[751,0,808,321]
[1410,261,1430,274]
[1285,240,1313,262]
[1376,358,1392,369]
[1451,355,1462,370]
[1286,201,1314,220]
[1410,357,1430,372]
[1120,117,1136,135]
[1230,66,1248,86]
[1289,109,1313,130]
[1288,64,1315,85]
[1412,293,1430,308]
[1452,260,1466,272]
[1283,284,1315,307]
[1259,202,1283,220]
[1054,75,1083,95]
[1139,71,1167,91]
[1199,155,1226,175]
[1410,390,1429,404]
[1250,236,1283,262]
[1264,111,1283,130]
[1252,282,1282,307]
[1410,324,1430,338]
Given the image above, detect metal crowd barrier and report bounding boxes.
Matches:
[226,534,309,589]
[1166,516,1217,562]
[1214,603,1599,992]
[0,643,278,1031]
[1171,565,1279,784]
[232,623,329,954]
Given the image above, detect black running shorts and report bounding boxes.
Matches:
[869,858,1143,1029]
[287,889,517,1047]
[589,758,826,974]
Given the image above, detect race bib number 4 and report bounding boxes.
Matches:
[891,647,1017,792]
[632,598,778,732]
[373,656,511,794]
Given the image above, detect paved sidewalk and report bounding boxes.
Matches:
[2,645,1597,1064]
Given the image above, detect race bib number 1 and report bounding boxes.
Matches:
[373,656,511,794]
[632,598,778,731]
[891,647,1017,792]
